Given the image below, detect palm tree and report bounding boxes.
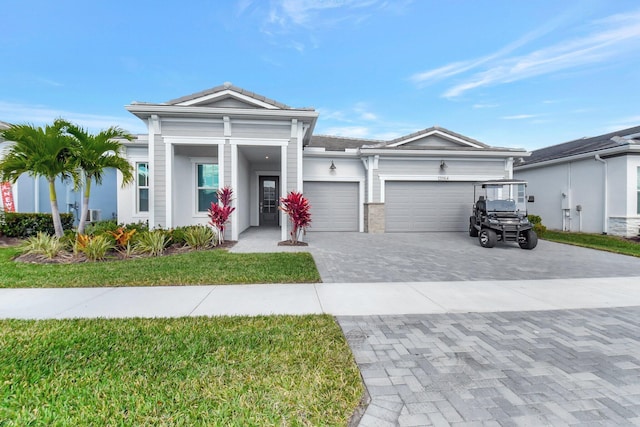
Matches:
[0,120,77,237]
[64,124,134,234]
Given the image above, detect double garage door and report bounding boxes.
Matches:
[385,181,473,232]
[304,181,359,231]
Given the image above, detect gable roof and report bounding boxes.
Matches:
[166,82,296,110]
[521,125,640,166]
[366,126,489,149]
[308,126,523,155]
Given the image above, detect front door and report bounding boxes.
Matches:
[259,176,279,226]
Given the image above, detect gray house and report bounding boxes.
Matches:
[514,126,640,237]
[119,83,528,241]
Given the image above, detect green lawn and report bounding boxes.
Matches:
[0,247,321,288]
[0,315,363,426]
[543,230,640,257]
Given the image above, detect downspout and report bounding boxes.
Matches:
[594,154,608,234]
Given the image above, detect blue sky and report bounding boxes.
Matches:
[1,0,639,150]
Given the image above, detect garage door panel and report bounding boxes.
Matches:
[385,181,472,232]
[304,182,359,232]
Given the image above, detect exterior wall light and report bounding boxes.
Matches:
[330,161,337,171]
[440,160,447,170]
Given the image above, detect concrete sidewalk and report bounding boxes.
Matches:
[1,276,639,319]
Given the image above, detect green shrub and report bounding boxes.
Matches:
[527,214,542,224]
[84,219,119,236]
[135,230,171,257]
[123,221,149,234]
[19,232,66,259]
[528,214,546,237]
[184,225,217,250]
[170,226,188,246]
[77,235,114,261]
[1,212,74,238]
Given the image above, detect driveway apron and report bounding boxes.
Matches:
[339,307,640,426]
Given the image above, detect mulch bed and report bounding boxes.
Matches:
[278,240,308,246]
[2,236,237,265]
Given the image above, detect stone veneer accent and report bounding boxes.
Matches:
[609,217,640,237]
[364,203,385,233]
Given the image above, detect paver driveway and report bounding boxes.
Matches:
[339,307,640,426]
[305,232,640,283]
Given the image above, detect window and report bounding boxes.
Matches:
[197,164,218,212]
[137,162,149,213]
[637,167,640,214]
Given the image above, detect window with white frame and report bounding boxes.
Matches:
[136,162,149,213]
[197,163,219,212]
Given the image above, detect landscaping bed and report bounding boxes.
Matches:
[542,230,640,258]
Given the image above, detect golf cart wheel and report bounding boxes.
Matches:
[469,223,478,237]
[519,229,538,250]
[478,229,497,248]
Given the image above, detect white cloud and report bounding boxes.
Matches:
[606,115,640,132]
[0,101,146,134]
[412,8,640,98]
[472,103,499,109]
[501,114,539,120]
[321,126,371,138]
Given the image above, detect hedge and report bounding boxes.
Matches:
[0,212,75,238]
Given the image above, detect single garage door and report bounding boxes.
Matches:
[304,181,359,231]
[385,181,473,232]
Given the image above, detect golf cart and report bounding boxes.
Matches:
[469,179,537,249]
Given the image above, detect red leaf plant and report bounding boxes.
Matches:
[208,186,236,243]
[279,191,311,244]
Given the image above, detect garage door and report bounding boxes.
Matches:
[385,181,473,232]
[304,181,359,231]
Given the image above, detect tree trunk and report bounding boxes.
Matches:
[48,179,64,237]
[77,178,91,235]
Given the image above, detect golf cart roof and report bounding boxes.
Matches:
[474,179,528,187]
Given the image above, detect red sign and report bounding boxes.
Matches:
[1,182,15,212]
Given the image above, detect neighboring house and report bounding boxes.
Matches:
[0,120,118,224]
[120,83,528,241]
[514,126,640,237]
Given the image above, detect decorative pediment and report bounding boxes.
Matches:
[385,127,486,149]
[167,83,290,110]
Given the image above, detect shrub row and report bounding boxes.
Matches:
[1,212,74,238]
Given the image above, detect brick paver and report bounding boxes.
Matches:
[339,307,640,426]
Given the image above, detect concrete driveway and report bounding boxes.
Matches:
[304,232,640,283]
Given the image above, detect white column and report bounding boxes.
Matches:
[165,142,173,228]
[231,143,238,241]
[281,144,288,242]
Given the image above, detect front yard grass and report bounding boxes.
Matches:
[0,315,363,426]
[543,230,640,257]
[0,247,321,288]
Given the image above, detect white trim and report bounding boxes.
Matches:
[218,143,225,188]
[190,158,218,218]
[378,174,504,203]
[302,149,360,158]
[164,137,226,145]
[280,144,288,241]
[297,124,304,192]
[161,117,224,124]
[165,143,173,227]
[231,144,239,241]
[360,148,526,157]
[126,104,320,120]
[229,138,289,146]
[386,129,484,148]
[303,177,366,232]
[147,120,155,227]
[177,89,281,109]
